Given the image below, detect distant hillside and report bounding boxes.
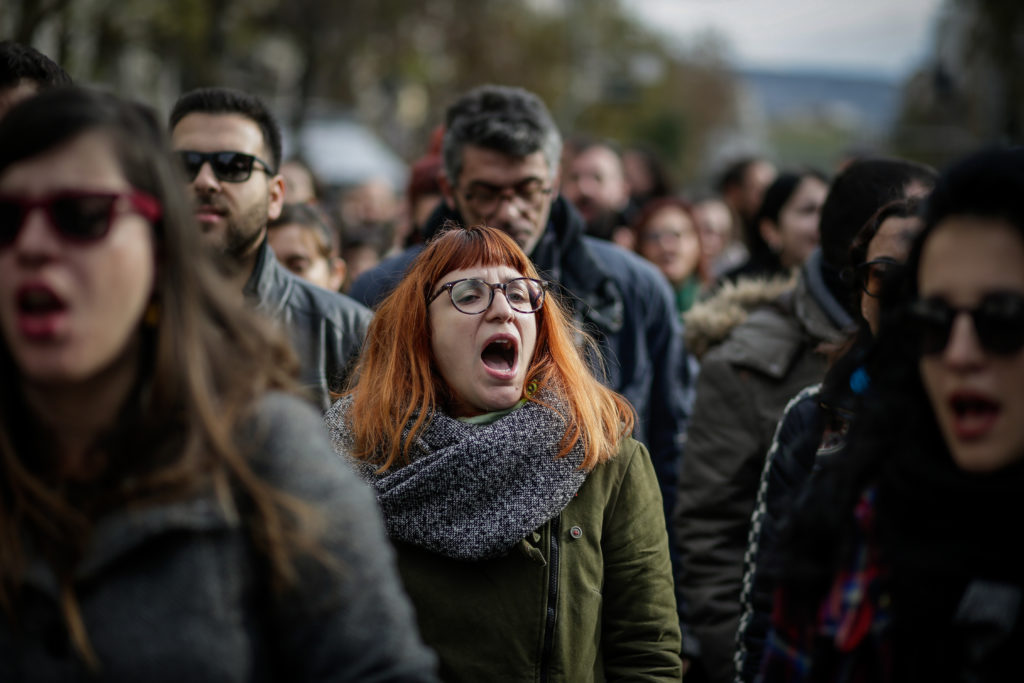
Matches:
[737,68,902,134]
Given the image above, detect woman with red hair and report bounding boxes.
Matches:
[326,225,682,682]
[632,197,711,315]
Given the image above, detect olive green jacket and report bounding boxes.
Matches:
[394,437,682,683]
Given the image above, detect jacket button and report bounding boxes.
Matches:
[570,526,583,539]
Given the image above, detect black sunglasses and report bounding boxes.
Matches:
[0,190,162,248]
[907,291,1024,356]
[178,150,275,183]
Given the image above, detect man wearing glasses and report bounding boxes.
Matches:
[170,87,371,411]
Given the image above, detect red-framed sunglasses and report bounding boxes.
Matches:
[0,189,162,248]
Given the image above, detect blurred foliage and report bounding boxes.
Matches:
[4,0,738,183]
[891,0,1024,168]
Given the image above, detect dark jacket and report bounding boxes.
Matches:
[349,197,687,523]
[394,438,683,682]
[0,393,438,682]
[674,250,854,683]
[735,385,823,682]
[245,240,372,411]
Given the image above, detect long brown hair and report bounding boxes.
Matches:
[0,88,321,666]
[347,224,634,472]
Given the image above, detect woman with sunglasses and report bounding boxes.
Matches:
[326,225,683,682]
[735,197,924,681]
[757,147,1024,682]
[0,87,437,679]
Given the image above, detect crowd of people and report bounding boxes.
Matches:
[0,39,1021,682]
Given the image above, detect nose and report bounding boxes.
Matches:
[484,285,515,321]
[12,207,60,263]
[942,312,985,369]
[191,160,221,193]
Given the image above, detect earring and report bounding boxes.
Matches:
[526,380,539,397]
[143,300,161,327]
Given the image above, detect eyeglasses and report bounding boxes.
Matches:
[428,277,548,315]
[461,179,553,218]
[178,150,276,183]
[907,292,1024,356]
[857,257,904,297]
[0,190,162,248]
[641,229,688,247]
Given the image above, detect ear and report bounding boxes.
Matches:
[266,173,286,221]
[439,174,457,210]
[759,219,782,252]
[328,257,347,293]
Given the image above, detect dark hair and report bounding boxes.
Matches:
[744,168,827,267]
[848,197,923,273]
[756,169,828,227]
[624,144,673,199]
[775,147,1024,675]
[0,87,316,666]
[442,85,561,184]
[715,156,767,194]
[269,202,339,256]
[818,158,936,271]
[169,87,283,171]
[0,41,71,90]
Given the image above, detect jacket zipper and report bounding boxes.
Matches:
[539,515,561,683]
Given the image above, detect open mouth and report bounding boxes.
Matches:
[15,285,68,339]
[18,287,66,316]
[949,392,1001,439]
[481,337,517,373]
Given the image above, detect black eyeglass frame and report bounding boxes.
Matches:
[460,179,554,218]
[177,150,276,183]
[857,257,904,297]
[427,277,549,315]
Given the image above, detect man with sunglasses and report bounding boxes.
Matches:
[170,87,371,411]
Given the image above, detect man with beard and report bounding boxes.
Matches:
[170,88,371,411]
[563,138,634,248]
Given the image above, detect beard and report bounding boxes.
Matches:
[196,193,269,264]
[221,200,269,262]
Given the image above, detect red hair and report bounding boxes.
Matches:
[347,225,634,471]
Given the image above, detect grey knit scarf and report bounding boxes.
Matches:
[324,392,587,560]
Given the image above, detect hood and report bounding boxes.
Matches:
[683,273,796,359]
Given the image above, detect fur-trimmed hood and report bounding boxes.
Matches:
[683,274,796,359]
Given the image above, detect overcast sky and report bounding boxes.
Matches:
[622,0,947,79]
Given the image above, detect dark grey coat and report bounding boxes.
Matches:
[674,252,854,683]
[245,240,372,411]
[0,393,438,682]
